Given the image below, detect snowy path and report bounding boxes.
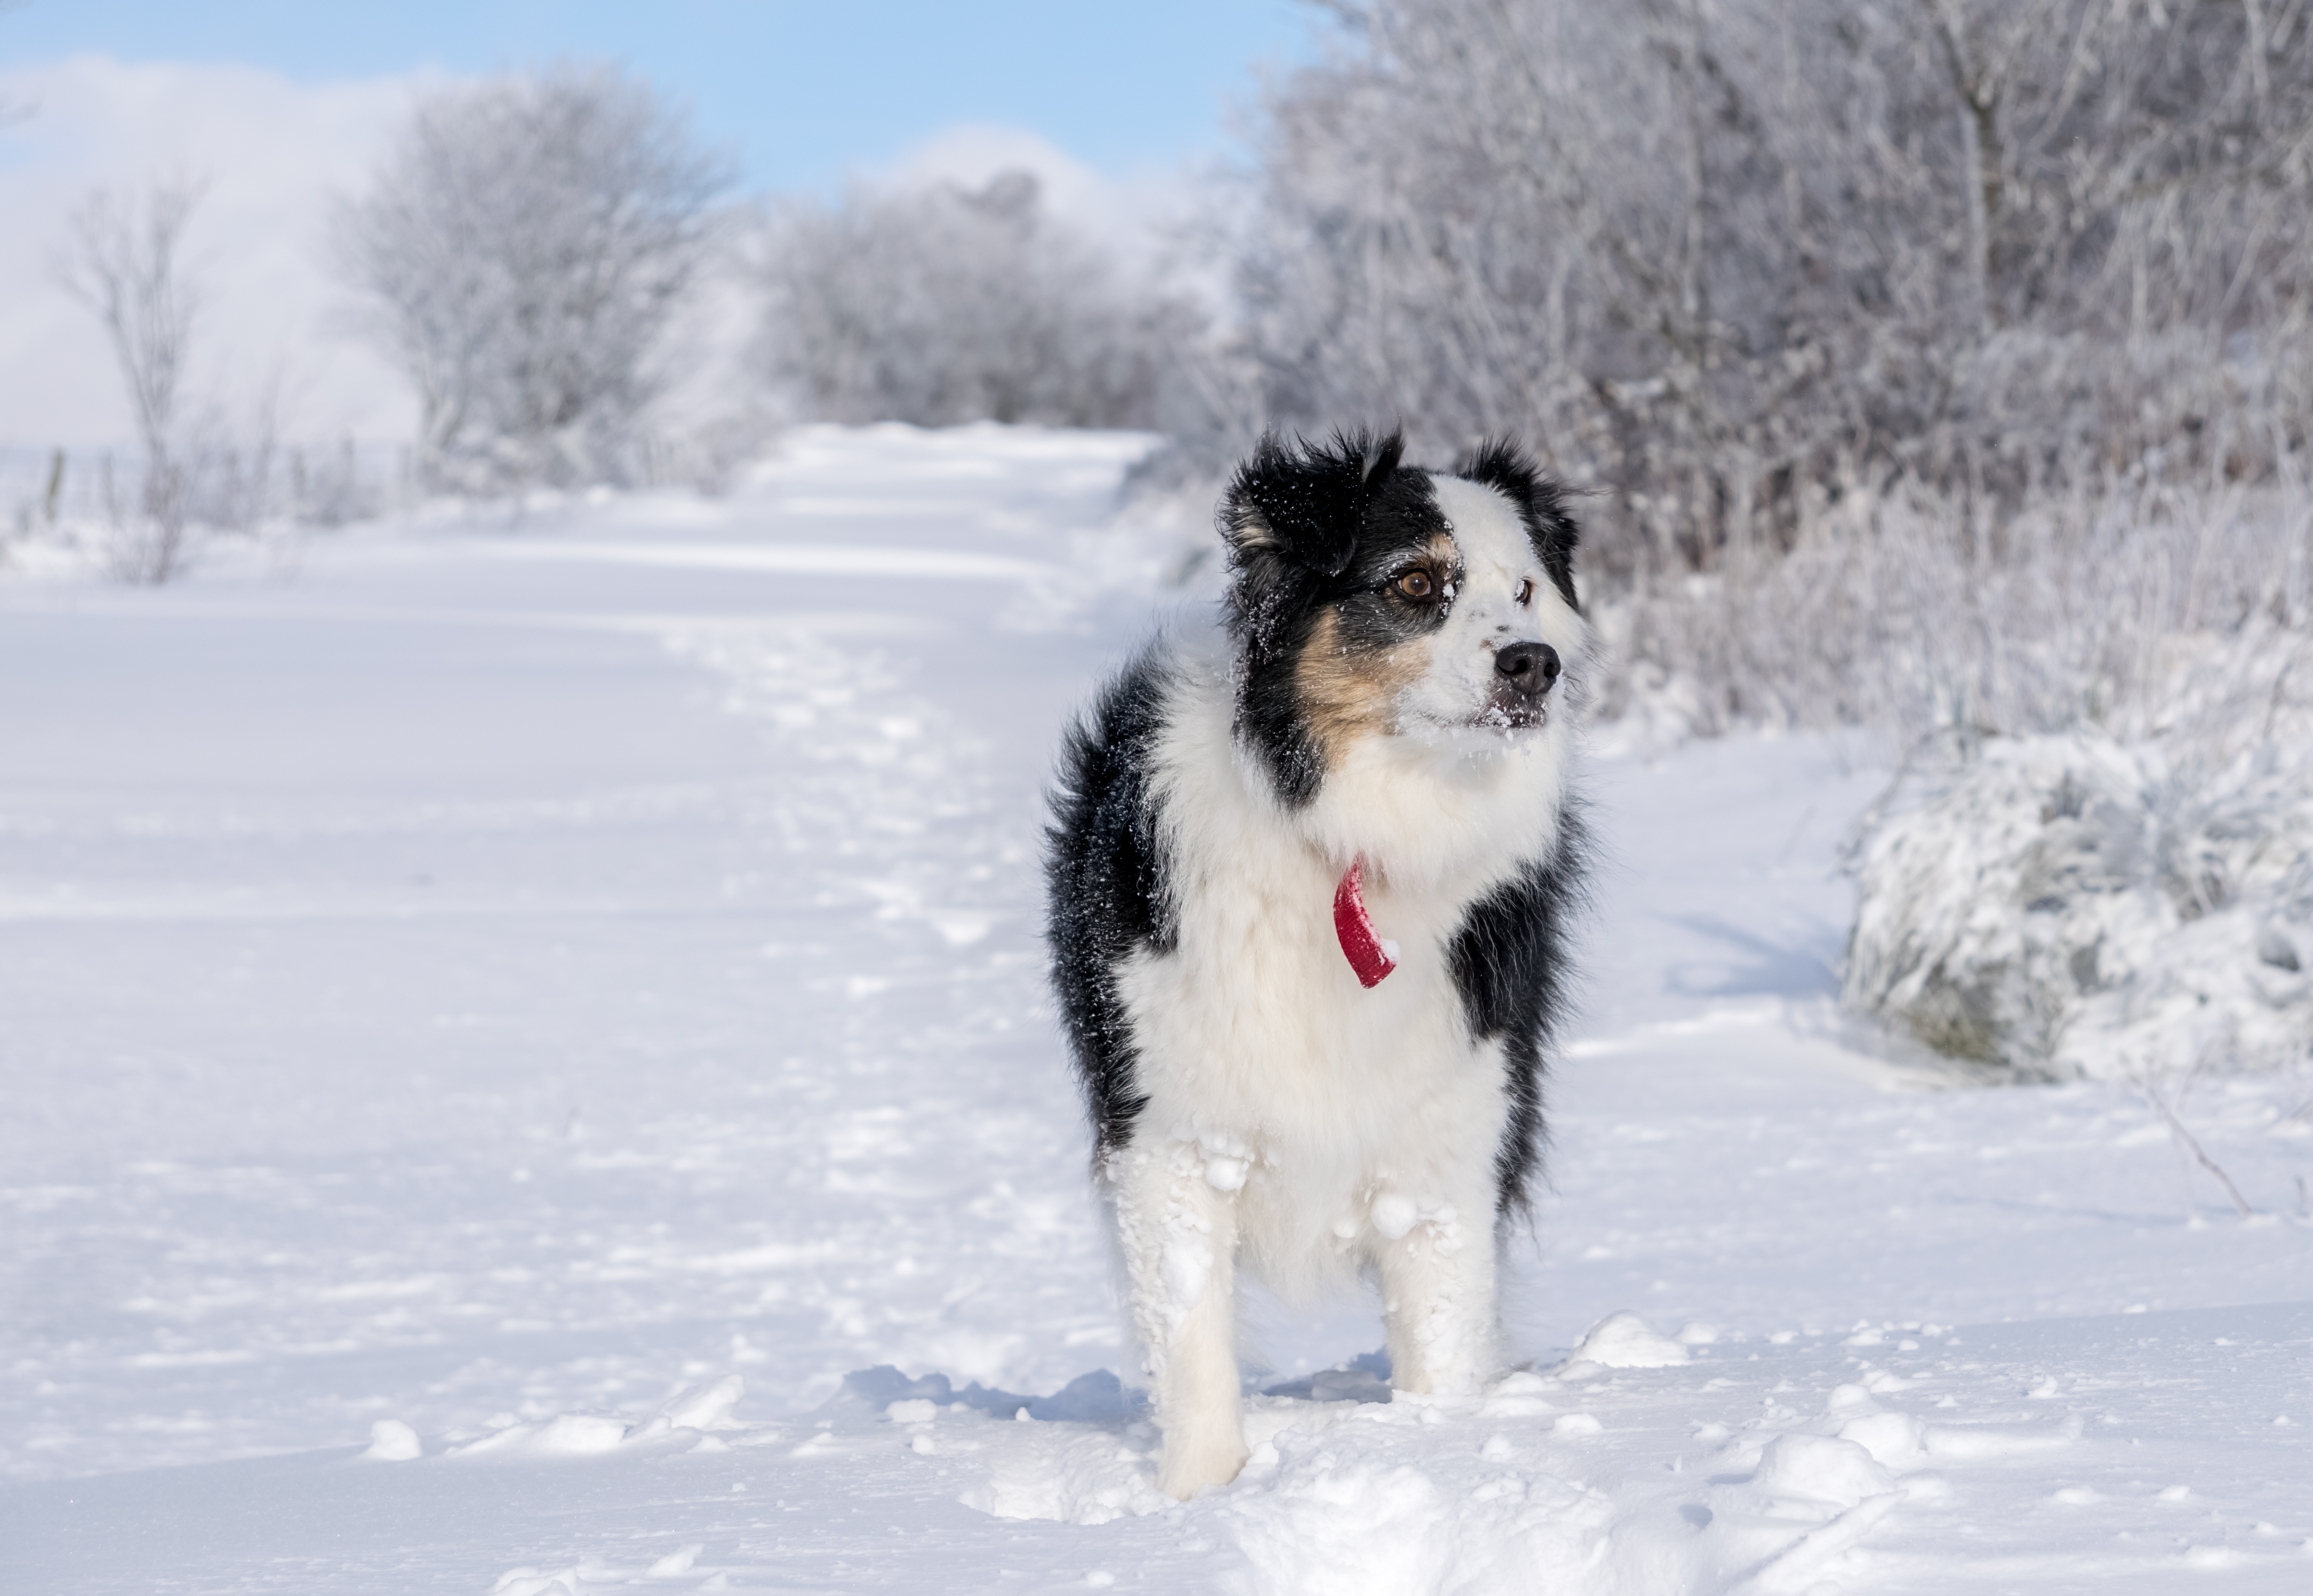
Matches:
[2,426,2308,1593]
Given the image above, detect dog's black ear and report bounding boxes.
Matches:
[1221,429,1406,578]
[1455,436,1580,611]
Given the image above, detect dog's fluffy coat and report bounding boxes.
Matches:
[1045,431,1588,1498]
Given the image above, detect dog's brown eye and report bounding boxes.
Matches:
[1515,579,1535,606]
[1394,569,1434,600]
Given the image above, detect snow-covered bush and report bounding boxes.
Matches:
[758,171,1197,430]
[1583,476,2313,1078]
[1843,634,2313,1080]
[1593,484,2313,747]
[334,67,728,492]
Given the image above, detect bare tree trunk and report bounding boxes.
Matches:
[56,178,207,583]
[1926,2,1999,334]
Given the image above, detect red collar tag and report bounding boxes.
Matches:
[1333,859,1399,988]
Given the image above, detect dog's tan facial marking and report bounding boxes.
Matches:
[1293,604,1438,773]
[1292,530,1463,768]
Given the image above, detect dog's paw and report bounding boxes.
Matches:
[1157,1432,1249,1500]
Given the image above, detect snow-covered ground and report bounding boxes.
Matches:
[2,425,2309,1594]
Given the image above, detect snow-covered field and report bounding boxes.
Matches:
[3,425,2309,1594]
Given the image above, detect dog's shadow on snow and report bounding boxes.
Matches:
[835,1351,1394,1428]
[1659,913,1841,1000]
[1254,1349,1393,1404]
[837,1365,1140,1424]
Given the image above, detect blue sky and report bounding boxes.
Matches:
[0,0,1321,188]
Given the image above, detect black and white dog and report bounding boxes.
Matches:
[1045,430,1588,1497]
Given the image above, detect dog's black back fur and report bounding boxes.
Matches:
[1446,808,1590,1217]
[1046,648,1178,1156]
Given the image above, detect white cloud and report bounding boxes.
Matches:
[0,54,433,449]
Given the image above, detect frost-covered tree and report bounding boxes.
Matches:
[57,178,206,582]
[1230,0,2313,573]
[335,67,728,490]
[759,170,1197,429]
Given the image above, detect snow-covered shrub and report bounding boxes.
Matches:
[758,171,1198,430]
[1577,443,2313,1082]
[1594,484,2313,748]
[334,67,728,492]
[1844,638,2313,1080]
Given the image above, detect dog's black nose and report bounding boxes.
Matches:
[1494,641,1561,697]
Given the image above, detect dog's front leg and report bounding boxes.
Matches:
[1371,1191,1498,1396]
[1108,1136,1247,1498]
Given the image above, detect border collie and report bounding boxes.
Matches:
[1045,430,1589,1498]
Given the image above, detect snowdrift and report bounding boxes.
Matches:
[8,422,2312,1593]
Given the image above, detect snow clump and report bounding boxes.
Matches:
[1562,1311,1690,1370]
[358,1419,422,1462]
[1844,728,2313,1078]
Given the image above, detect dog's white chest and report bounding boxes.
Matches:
[1119,845,1470,1139]
[1114,667,1548,1179]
